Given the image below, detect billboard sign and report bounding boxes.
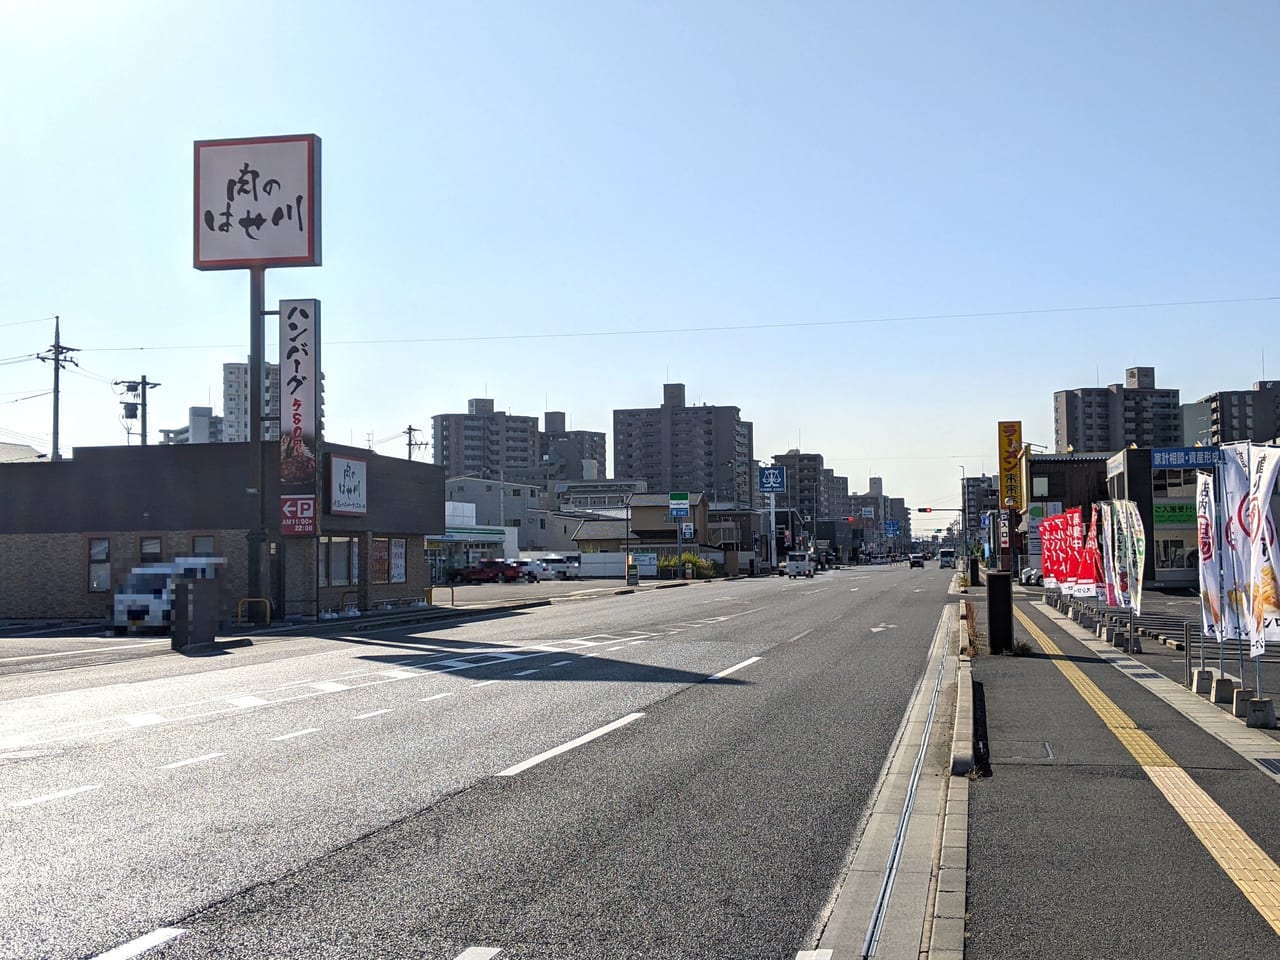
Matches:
[279,299,321,536]
[861,506,875,518]
[1152,447,1227,469]
[194,134,321,270]
[280,494,317,536]
[331,455,367,516]
[669,491,690,518]
[998,420,1023,509]
[758,465,787,494]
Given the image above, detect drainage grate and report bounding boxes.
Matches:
[1257,758,1280,776]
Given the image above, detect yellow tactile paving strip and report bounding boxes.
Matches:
[1014,606,1280,935]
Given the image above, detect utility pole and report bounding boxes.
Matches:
[37,316,78,461]
[115,377,162,445]
[404,424,428,461]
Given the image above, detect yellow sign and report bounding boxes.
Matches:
[997,420,1024,510]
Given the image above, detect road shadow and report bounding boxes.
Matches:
[354,650,748,686]
[972,680,992,777]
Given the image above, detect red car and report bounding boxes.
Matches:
[456,559,521,583]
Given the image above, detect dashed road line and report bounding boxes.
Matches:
[10,784,101,808]
[471,679,499,688]
[122,714,167,727]
[796,951,833,960]
[310,681,348,693]
[707,657,761,680]
[786,630,813,643]
[91,927,186,959]
[550,660,571,667]
[270,728,320,742]
[498,713,645,777]
[512,669,540,677]
[419,692,453,702]
[452,948,501,960]
[228,696,269,708]
[354,709,392,719]
[379,670,417,679]
[160,753,224,770]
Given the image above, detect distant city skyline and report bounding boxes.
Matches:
[3,1,1277,512]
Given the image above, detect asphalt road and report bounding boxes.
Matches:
[1,565,953,960]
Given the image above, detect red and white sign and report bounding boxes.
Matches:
[194,134,321,270]
[281,495,317,535]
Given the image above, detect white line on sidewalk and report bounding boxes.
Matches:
[10,784,101,808]
[451,948,502,960]
[270,728,320,742]
[707,657,761,680]
[161,753,224,770]
[419,692,453,702]
[497,713,645,777]
[354,709,392,719]
[91,927,186,959]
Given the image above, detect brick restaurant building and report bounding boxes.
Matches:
[0,442,444,622]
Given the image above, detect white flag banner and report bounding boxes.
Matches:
[1099,501,1119,607]
[1220,445,1253,641]
[1121,500,1146,617]
[1243,444,1280,658]
[1196,471,1223,641]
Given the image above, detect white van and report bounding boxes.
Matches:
[113,557,224,633]
[938,548,956,569]
[785,551,815,579]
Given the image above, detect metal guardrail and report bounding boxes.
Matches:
[236,597,272,626]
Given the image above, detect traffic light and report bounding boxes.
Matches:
[916,507,933,513]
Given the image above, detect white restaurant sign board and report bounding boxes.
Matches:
[194,134,321,270]
[331,456,368,516]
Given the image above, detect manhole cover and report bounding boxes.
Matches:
[998,740,1056,761]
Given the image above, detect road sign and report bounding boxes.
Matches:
[884,520,900,537]
[999,514,1010,548]
[681,522,694,540]
[280,494,317,535]
[758,466,786,494]
[669,491,690,517]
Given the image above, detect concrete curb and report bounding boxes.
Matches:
[930,774,970,960]
[950,653,974,776]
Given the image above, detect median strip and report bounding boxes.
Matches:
[497,713,646,776]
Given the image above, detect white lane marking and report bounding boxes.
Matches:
[498,713,645,777]
[850,587,860,592]
[310,681,348,693]
[869,623,898,633]
[354,709,392,719]
[228,695,269,708]
[471,679,499,688]
[420,692,453,702]
[629,640,648,645]
[550,660,572,667]
[380,670,417,679]
[512,669,540,677]
[122,713,168,727]
[10,784,101,808]
[707,657,761,680]
[452,949,502,960]
[608,646,625,651]
[270,728,320,742]
[786,630,813,643]
[796,951,833,960]
[0,641,168,664]
[160,753,224,770]
[913,588,924,593]
[91,927,187,959]
[801,588,827,595]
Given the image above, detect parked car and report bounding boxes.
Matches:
[113,557,224,634]
[909,554,925,568]
[455,559,521,583]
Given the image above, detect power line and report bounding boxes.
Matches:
[73,293,1280,355]
[2,390,53,405]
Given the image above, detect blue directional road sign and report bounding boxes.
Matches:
[758,465,787,494]
[884,520,901,537]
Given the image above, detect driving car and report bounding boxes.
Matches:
[909,554,925,568]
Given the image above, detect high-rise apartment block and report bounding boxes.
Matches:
[432,399,539,481]
[1053,366,1180,454]
[1199,382,1280,445]
[538,411,607,482]
[612,383,753,505]
[223,360,282,442]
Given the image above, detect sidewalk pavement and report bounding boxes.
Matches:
[963,594,1280,958]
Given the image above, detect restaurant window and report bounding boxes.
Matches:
[372,538,390,584]
[192,535,216,556]
[320,536,357,587]
[140,537,163,563]
[88,538,111,592]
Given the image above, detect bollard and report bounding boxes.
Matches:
[1183,623,1192,688]
[1212,676,1237,704]
[1246,699,1277,730]
[987,572,1013,655]
[1233,688,1255,719]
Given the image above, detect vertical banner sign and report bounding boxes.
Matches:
[1220,445,1252,640]
[1098,504,1118,606]
[1040,515,1060,589]
[1119,500,1146,616]
[1197,472,1223,641]
[279,299,321,536]
[997,421,1023,511]
[1083,505,1103,600]
[1243,445,1280,656]
[194,134,321,270]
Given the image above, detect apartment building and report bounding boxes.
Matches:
[223,360,282,442]
[159,407,226,445]
[1200,381,1280,445]
[537,411,607,483]
[1053,366,1181,453]
[612,383,753,506]
[432,399,540,482]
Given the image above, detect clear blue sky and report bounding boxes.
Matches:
[3,0,1277,513]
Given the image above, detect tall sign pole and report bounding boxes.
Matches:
[758,465,786,569]
[195,134,322,614]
